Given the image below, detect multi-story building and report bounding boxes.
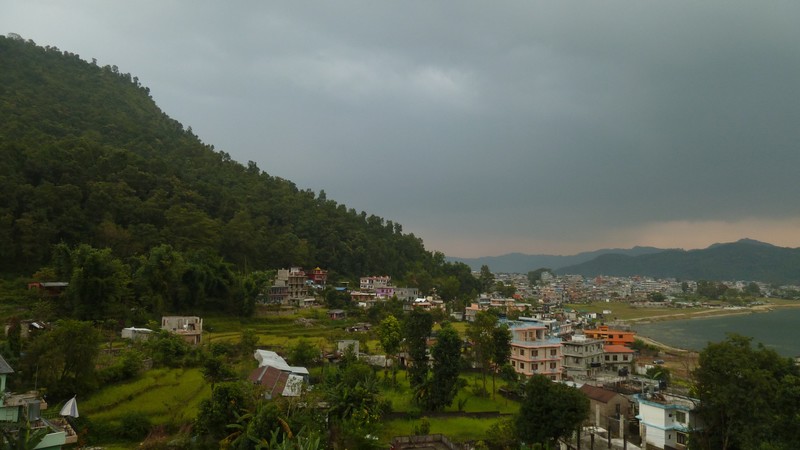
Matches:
[272,267,309,305]
[562,334,605,379]
[394,287,420,302]
[604,344,635,373]
[307,267,328,286]
[584,325,636,347]
[360,275,391,291]
[508,322,563,381]
[636,393,702,450]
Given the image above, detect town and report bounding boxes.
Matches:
[9,265,793,449]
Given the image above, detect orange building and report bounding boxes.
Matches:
[584,325,636,347]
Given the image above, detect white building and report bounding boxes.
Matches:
[636,393,702,450]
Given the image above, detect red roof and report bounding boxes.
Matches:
[579,384,622,403]
[249,365,289,398]
[604,344,634,353]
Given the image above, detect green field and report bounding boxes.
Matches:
[81,368,210,426]
[77,310,521,447]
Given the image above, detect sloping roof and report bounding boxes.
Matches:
[580,384,621,404]
[249,365,304,398]
[0,353,14,374]
[253,350,309,375]
[604,345,635,353]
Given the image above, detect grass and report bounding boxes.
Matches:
[379,416,502,443]
[81,368,210,427]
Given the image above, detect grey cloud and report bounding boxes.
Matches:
[3,1,800,255]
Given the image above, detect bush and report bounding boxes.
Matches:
[117,411,152,441]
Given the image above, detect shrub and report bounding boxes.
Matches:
[117,411,152,441]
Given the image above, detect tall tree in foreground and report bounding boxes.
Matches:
[377,314,402,384]
[21,320,101,399]
[514,375,588,447]
[692,334,800,450]
[404,309,433,395]
[491,323,512,398]
[466,310,498,394]
[424,322,463,411]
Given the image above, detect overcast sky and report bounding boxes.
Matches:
[4,1,800,257]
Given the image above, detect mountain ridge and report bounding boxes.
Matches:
[555,239,800,284]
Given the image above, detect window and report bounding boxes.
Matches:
[533,350,538,357]
[677,432,688,445]
[605,355,610,361]
[533,364,539,371]
[520,362,525,369]
[519,349,525,356]
[549,362,556,369]
[512,361,516,367]
[675,411,687,423]
[550,349,557,356]
[613,355,618,361]
[623,355,629,361]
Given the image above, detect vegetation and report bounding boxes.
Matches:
[556,240,800,285]
[514,375,588,447]
[0,35,481,323]
[691,334,800,450]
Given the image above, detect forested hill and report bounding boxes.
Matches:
[0,36,462,290]
[555,239,800,285]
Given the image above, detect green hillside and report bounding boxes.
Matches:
[0,35,479,318]
[556,239,800,284]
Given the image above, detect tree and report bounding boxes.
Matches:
[289,339,320,367]
[20,319,101,399]
[201,353,236,391]
[424,322,463,411]
[692,334,800,450]
[195,381,255,441]
[404,309,433,394]
[744,281,761,297]
[515,375,589,447]
[467,310,498,394]
[56,244,131,321]
[478,265,494,293]
[491,324,512,398]
[527,268,552,286]
[377,315,402,384]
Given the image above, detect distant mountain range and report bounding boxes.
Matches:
[447,246,666,273]
[448,239,800,285]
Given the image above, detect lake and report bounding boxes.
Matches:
[631,307,800,357]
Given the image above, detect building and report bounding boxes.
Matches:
[26,282,68,298]
[562,334,605,379]
[394,287,420,302]
[360,275,391,291]
[250,350,309,398]
[579,384,633,438]
[307,267,328,286]
[120,327,153,341]
[0,354,76,449]
[584,325,637,347]
[508,322,563,381]
[604,344,636,373]
[161,316,203,345]
[636,393,701,450]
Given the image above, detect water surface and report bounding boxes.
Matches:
[632,307,800,357]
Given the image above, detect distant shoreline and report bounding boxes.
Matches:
[624,302,800,353]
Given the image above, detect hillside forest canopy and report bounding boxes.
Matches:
[0,35,481,320]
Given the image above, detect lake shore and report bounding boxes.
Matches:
[620,302,800,369]
[623,301,800,326]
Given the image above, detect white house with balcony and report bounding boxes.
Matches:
[636,392,702,450]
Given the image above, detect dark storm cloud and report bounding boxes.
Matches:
[4,1,800,256]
